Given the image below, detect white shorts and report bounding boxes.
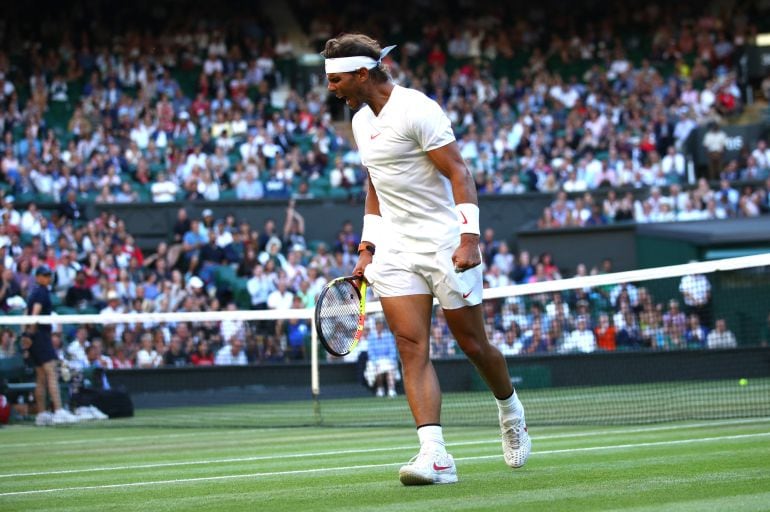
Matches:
[363,245,483,310]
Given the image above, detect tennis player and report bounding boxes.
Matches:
[323,33,530,485]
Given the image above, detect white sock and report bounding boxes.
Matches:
[417,425,446,452]
[496,391,523,420]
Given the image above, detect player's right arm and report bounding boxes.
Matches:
[353,170,381,279]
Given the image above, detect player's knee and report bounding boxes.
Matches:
[394,334,426,358]
[457,338,485,360]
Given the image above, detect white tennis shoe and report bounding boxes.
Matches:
[398,448,458,485]
[35,411,53,426]
[51,408,79,425]
[88,406,109,420]
[500,411,531,468]
[75,405,108,421]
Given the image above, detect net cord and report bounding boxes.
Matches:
[1,253,768,326]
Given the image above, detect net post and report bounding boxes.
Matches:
[310,311,322,425]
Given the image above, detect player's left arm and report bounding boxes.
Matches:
[427,142,481,272]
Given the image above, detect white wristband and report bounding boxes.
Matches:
[361,214,383,246]
[455,203,480,235]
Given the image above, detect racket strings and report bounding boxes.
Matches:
[318,281,361,355]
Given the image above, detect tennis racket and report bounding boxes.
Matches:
[315,276,368,357]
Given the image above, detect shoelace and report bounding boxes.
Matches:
[502,425,523,449]
[406,448,447,467]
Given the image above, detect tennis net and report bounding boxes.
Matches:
[0,254,768,427]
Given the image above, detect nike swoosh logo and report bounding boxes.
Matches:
[433,462,453,471]
[370,133,381,140]
[460,211,468,224]
[462,290,472,299]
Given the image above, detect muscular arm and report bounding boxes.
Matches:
[354,171,381,279]
[427,141,481,271]
[427,141,478,206]
[363,171,382,219]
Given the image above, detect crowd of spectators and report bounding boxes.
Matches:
[429,262,751,358]
[300,0,759,191]
[1,1,768,374]
[538,175,770,229]
[0,0,764,209]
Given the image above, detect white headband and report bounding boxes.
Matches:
[324,45,397,74]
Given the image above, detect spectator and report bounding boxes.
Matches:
[135,333,163,368]
[661,146,687,181]
[63,328,88,372]
[560,316,596,353]
[214,338,248,365]
[190,340,215,366]
[267,277,294,310]
[0,267,22,312]
[365,317,400,398]
[523,322,552,354]
[662,299,687,349]
[284,296,310,360]
[115,182,139,204]
[235,169,264,200]
[151,172,179,203]
[706,318,737,349]
[59,189,85,222]
[198,230,226,285]
[684,313,709,349]
[594,313,616,351]
[53,251,80,299]
[112,346,134,369]
[163,336,189,367]
[616,311,643,350]
[64,270,94,310]
[679,271,712,326]
[220,303,246,345]
[702,122,727,182]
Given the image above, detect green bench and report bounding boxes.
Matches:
[0,355,35,395]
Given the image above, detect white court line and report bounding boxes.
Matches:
[0,426,366,450]
[0,431,768,498]
[2,417,768,478]
[2,417,768,477]
[2,415,767,451]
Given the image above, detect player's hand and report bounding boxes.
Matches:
[353,251,373,283]
[452,234,481,272]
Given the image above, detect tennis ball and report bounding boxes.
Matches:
[739,378,748,387]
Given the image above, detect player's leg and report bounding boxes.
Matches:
[380,294,437,425]
[443,304,512,398]
[443,304,531,469]
[381,294,457,485]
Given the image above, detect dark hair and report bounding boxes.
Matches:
[321,33,391,83]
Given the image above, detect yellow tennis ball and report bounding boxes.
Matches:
[739,378,748,387]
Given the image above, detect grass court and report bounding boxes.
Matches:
[1,385,769,511]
